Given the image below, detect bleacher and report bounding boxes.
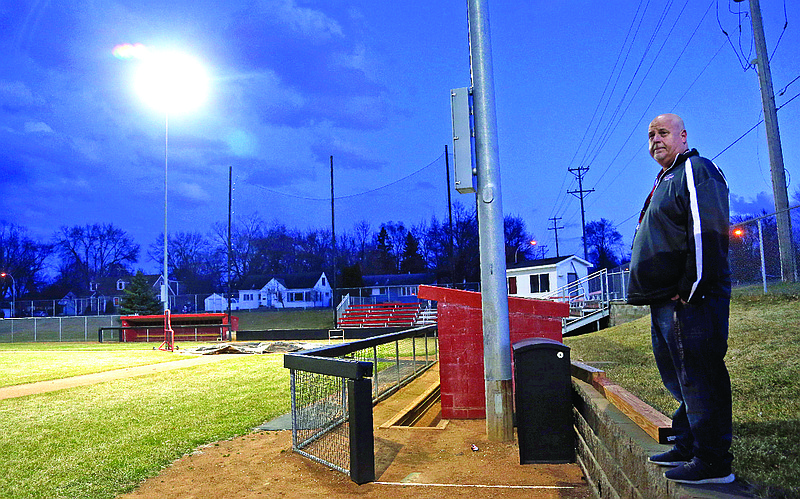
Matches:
[337,302,423,328]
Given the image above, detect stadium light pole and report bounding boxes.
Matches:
[0,272,15,318]
[134,50,209,311]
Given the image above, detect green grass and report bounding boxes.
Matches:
[565,293,800,498]
[235,308,334,330]
[0,353,288,499]
[0,347,190,388]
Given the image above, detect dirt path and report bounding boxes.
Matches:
[118,363,592,499]
[0,354,236,400]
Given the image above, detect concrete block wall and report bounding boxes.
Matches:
[573,378,753,499]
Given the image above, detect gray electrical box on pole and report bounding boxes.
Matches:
[450,87,476,194]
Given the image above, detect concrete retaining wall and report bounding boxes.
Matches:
[572,378,753,499]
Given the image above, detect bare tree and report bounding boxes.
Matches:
[54,223,139,289]
[0,222,52,298]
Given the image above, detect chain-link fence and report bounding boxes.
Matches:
[730,205,800,292]
[0,315,122,343]
[284,324,438,483]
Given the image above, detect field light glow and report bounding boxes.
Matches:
[133,50,209,115]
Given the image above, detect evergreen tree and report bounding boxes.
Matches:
[400,232,426,273]
[119,271,163,315]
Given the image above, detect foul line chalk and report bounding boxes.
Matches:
[374,482,574,489]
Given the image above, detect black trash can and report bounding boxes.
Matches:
[512,337,575,464]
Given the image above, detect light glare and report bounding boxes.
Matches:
[134,51,209,114]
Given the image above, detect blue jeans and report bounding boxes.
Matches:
[650,297,733,466]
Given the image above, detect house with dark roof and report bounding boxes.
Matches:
[505,255,592,299]
[355,273,438,303]
[224,272,332,310]
[59,275,180,315]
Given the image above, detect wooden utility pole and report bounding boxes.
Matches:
[548,216,564,257]
[568,166,593,261]
[738,0,796,281]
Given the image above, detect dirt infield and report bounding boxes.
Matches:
[118,363,592,499]
[117,420,591,499]
[6,355,591,498]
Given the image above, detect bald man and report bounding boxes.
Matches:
[628,114,734,484]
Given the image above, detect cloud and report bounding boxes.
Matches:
[310,138,387,171]
[224,1,387,130]
[730,192,774,216]
[24,121,53,133]
[0,80,46,111]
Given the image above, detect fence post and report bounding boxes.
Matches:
[758,219,768,294]
[372,346,379,399]
[347,377,375,484]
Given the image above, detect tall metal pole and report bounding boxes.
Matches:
[227,166,233,336]
[445,145,456,287]
[468,0,513,441]
[331,155,337,326]
[163,112,169,311]
[746,0,796,281]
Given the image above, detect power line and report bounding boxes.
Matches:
[250,152,444,201]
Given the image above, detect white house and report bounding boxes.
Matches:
[506,255,592,299]
[216,272,332,310]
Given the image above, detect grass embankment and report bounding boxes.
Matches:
[565,290,800,498]
[235,308,334,331]
[0,348,288,499]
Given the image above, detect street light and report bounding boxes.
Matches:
[0,272,15,318]
[134,49,209,311]
[514,240,537,263]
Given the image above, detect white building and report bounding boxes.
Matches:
[221,272,333,310]
[506,255,592,299]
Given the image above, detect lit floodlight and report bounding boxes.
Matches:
[134,51,209,114]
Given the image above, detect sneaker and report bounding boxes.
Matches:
[664,457,735,484]
[649,448,692,467]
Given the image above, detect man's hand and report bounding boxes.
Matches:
[671,294,687,304]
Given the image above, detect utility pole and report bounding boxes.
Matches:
[548,216,564,257]
[568,166,594,261]
[737,0,796,281]
[468,0,514,442]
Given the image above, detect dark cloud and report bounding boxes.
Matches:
[730,192,775,216]
[310,139,387,171]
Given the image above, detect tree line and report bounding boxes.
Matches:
[1,206,642,303]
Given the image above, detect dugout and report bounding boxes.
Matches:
[119,313,238,343]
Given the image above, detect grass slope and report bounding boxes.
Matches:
[565,293,800,498]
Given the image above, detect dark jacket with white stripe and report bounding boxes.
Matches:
[627,149,731,305]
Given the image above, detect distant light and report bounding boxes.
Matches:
[530,240,537,246]
[732,228,744,237]
[134,50,209,115]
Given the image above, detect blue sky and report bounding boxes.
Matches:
[1,0,799,270]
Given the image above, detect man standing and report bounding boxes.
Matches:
[628,113,734,484]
